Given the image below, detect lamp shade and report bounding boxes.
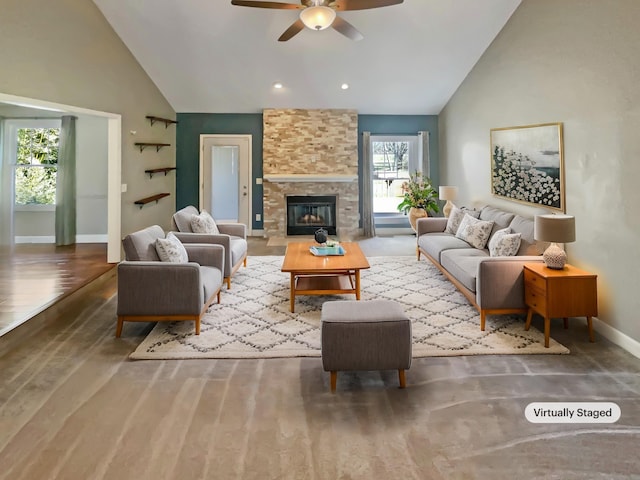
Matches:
[438,186,458,201]
[534,214,576,243]
[300,6,336,31]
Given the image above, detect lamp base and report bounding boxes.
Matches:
[443,200,455,218]
[543,242,567,269]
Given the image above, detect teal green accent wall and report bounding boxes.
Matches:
[176,113,263,229]
[176,113,438,232]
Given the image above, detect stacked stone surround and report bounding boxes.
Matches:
[262,109,360,239]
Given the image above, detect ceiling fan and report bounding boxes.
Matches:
[230,0,404,42]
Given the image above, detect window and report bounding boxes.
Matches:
[371,135,419,213]
[6,120,61,208]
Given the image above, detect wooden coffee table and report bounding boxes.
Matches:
[281,242,370,312]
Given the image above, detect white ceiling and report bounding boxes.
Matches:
[92,0,521,115]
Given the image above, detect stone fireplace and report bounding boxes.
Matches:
[262,109,359,239]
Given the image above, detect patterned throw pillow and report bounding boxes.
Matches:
[155,232,189,263]
[191,209,220,234]
[455,213,494,249]
[445,207,481,234]
[488,227,522,257]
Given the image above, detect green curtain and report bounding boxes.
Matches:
[361,131,376,238]
[55,116,76,246]
[418,131,430,177]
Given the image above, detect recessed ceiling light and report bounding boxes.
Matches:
[273,82,283,89]
[341,83,350,90]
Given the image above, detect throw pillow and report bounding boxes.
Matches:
[155,232,189,263]
[455,213,494,249]
[488,227,522,257]
[191,209,220,234]
[445,207,481,234]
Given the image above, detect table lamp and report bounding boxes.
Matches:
[439,186,458,218]
[534,214,576,269]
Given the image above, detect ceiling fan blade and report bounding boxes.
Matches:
[329,0,403,11]
[231,0,304,10]
[331,15,363,41]
[278,19,306,41]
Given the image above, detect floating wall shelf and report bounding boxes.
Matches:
[134,142,171,152]
[146,116,178,128]
[144,167,176,179]
[134,193,170,209]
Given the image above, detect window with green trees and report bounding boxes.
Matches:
[14,127,60,205]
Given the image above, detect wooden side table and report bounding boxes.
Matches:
[523,263,598,348]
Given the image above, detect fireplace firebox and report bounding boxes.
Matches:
[286,195,337,236]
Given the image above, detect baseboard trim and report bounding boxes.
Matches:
[593,317,640,359]
[14,234,108,244]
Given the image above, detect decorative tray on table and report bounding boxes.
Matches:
[309,245,346,256]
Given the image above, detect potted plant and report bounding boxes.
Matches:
[397,171,439,231]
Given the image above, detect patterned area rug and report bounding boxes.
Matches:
[130,256,569,359]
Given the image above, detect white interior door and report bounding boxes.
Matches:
[200,135,251,230]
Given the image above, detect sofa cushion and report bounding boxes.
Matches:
[155,232,189,263]
[455,214,494,249]
[191,209,220,235]
[200,265,223,301]
[172,205,199,233]
[230,236,248,267]
[122,225,165,261]
[508,215,539,256]
[440,249,489,293]
[488,228,521,257]
[480,206,516,238]
[418,233,473,263]
[445,207,480,234]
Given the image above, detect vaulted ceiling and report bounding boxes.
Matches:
[92,0,521,114]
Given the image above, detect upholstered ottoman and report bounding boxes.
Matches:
[321,300,412,393]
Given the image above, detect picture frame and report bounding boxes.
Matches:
[490,123,565,212]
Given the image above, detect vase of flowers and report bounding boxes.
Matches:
[397,171,439,231]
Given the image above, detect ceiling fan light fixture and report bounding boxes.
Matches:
[299,6,336,31]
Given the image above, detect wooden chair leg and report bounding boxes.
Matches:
[217,291,221,304]
[330,371,337,393]
[116,316,124,338]
[195,318,201,335]
[226,277,231,289]
[398,369,406,389]
[416,247,421,260]
[480,310,486,331]
[243,257,247,267]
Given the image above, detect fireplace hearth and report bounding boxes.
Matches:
[286,195,337,236]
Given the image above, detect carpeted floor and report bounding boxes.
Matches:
[131,256,568,359]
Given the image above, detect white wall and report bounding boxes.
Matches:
[439,0,640,345]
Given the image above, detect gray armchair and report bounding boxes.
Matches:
[172,206,248,289]
[116,225,224,337]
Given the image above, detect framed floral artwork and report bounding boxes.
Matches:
[490,123,565,212]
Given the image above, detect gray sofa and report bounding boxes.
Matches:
[116,225,225,337]
[416,205,544,330]
[172,206,248,289]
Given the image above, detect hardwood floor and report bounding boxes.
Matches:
[0,243,114,337]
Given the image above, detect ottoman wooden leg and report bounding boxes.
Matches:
[330,371,337,393]
[398,369,406,389]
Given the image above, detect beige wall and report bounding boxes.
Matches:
[439,0,640,345]
[0,0,176,237]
